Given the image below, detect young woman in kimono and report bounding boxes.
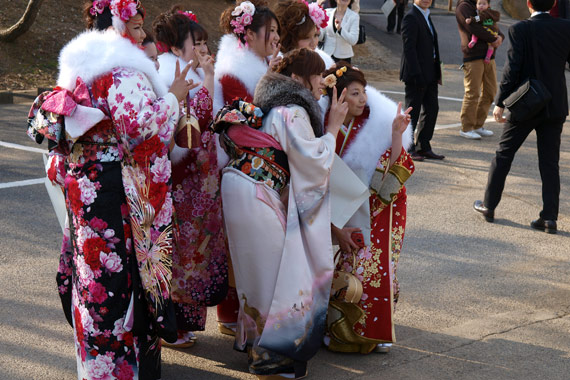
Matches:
[26,1,196,378]
[322,63,415,354]
[153,6,229,349]
[212,0,282,336]
[274,0,335,68]
[216,48,348,379]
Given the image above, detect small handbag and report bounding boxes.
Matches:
[331,249,363,303]
[503,21,551,123]
[356,24,366,45]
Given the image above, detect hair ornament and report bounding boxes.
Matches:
[304,0,329,29]
[156,41,170,53]
[110,0,140,22]
[323,73,337,89]
[336,66,347,77]
[230,1,256,37]
[296,15,306,25]
[177,10,198,23]
[90,0,110,16]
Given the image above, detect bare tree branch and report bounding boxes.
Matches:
[0,0,46,42]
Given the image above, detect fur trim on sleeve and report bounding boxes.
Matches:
[341,86,413,184]
[57,29,168,97]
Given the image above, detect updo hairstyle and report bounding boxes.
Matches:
[274,0,316,53]
[323,61,366,100]
[273,48,325,90]
[83,1,145,30]
[219,0,280,45]
[153,5,208,53]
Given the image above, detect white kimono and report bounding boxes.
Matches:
[221,104,336,366]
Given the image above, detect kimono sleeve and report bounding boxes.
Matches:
[105,68,180,150]
[270,105,336,186]
[369,147,415,205]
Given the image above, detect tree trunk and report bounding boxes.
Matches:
[0,0,46,42]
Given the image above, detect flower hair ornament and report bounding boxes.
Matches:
[90,0,110,16]
[177,10,198,23]
[109,0,142,33]
[323,66,347,90]
[230,1,256,46]
[296,0,329,29]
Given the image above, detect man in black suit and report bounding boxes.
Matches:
[474,0,570,233]
[400,0,444,160]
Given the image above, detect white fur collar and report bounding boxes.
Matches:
[341,86,413,184]
[57,29,168,97]
[213,34,268,112]
[157,52,204,98]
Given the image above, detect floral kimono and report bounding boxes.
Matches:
[327,86,415,353]
[27,29,179,380]
[218,73,336,377]
[158,53,229,333]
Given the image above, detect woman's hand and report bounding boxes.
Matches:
[326,86,348,137]
[392,102,412,138]
[195,47,215,77]
[332,224,361,253]
[389,102,411,167]
[169,60,200,102]
[267,43,283,72]
[195,48,215,96]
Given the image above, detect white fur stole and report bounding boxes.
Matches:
[341,86,413,185]
[57,29,167,97]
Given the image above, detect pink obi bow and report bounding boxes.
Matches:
[41,77,93,116]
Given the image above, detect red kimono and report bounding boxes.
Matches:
[326,86,415,353]
[170,87,229,332]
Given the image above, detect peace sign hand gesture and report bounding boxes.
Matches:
[326,86,349,137]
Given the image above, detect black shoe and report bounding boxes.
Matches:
[386,29,394,34]
[530,218,557,234]
[417,150,445,160]
[473,200,494,222]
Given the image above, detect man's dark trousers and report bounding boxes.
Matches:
[484,116,565,220]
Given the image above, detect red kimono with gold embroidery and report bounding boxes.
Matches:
[326,86,415,353]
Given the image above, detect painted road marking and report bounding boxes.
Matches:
[0,140,47,154]
[0,178,44,189]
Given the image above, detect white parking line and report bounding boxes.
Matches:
[0,178,44,189]
[380,90,465,103]
[436,117,495,130]
[378,91,496,130]
[0,140,47,154]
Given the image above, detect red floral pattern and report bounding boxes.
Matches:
[50,66,178,379]
[334,111,415,344]
[170,87,229,331]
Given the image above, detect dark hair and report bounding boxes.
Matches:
[83,1,145,30]
[330,0,355,8]
[529,0,555,11]
[274,0,317,53]
[323,61,367,100]
[220,0,280,45]
[153,5,208,53]
[142,28,154,46]
[274,48,325,90]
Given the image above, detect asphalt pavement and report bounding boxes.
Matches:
[0,3,569,379]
